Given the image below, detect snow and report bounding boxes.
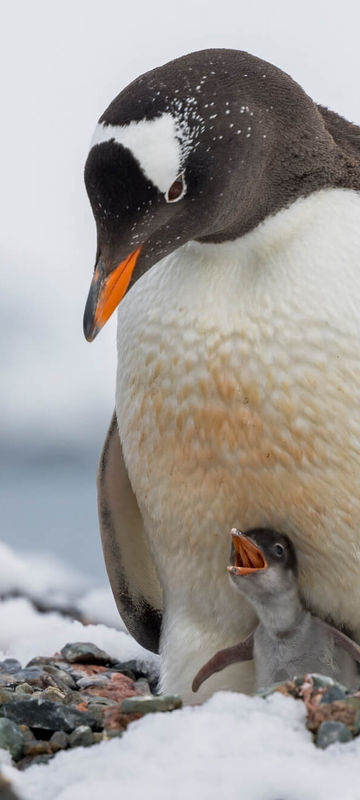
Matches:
[0,597,159,671]
[0,540,359,799]
[77,587,127,630]
[0,543,88,607]
[2,681,360,799]
[0,541,132,632]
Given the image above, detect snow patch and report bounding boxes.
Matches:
[4,690,360,800]
[0,542,88,606]
[0,596,158,671]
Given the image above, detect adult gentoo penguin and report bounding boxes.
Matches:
[83,49,360,704]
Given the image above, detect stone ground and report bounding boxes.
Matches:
[1,596,360,799]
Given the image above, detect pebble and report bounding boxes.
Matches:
[86,697,116,707]
[41,686,66,703]
[1,699,100,733]
[317,720,353,748]
[61,643,111,665]
[0,689,15,704]
[112,660,159,692]
[15,684,33,696]
[17,753,53,770]
[308,674,347,692]
[69,725,94,748]
[0,718,24,760]
[104,728,123,739]
[77,673,113,690]
[110,663,136,681]
[320,686,346,704]
[12,668,45,686]
[0,675,19,688]
[19,725,36,745]
[112,659,148,678]
[121,695,182,714]
[0,641,162,768]
[23,739,52,757]
[42,665,77,689]
[49,730,69,752]
[0,661,21,675]
[135,679,152,696]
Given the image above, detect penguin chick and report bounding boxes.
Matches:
[192,529,360,693]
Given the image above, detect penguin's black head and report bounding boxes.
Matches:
[83,48,334,341]
[228,527,298,580]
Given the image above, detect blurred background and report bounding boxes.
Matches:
[2,0,360,588]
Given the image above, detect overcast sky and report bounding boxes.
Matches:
[2,0,360,451]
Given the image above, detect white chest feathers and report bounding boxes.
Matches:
[115,188,360,637]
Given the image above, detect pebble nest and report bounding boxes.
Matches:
[0,641,180,773]
[1,642,360,798]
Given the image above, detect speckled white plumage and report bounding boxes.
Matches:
[115,187,360,702]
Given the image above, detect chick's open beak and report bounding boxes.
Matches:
[83,245,142,342]
[227,528,267,576]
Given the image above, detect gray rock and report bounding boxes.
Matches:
[20,726,37,745]
[61,690,85,706]
[2,699,100,733]
[17,753,53,770]
[25,657,55,667]
[320,686,346,703]
[79,704,104,727]
[15,683,33,696]
[104,729,123,740]
[86,696,116,707]
[0,688,15,705]
[112,659,156,683]
[130,660,159,693]
[14,667,50,685]
[310,672,347,694]
[317,721,353,749]
[0,675,18,688]
[134,679,152,696]
[49,730,69,752]
[61,643,110,665]
[40,687,66,703]
[121,695,182,714]
[76,674,112,690]
[69,725,94,748]
[23,739,52,757]
[110,662,136,680]
[0,660,21,675]
[0,718,24,761]
[42,665,77,689]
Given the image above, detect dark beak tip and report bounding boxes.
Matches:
[83,310,98,342]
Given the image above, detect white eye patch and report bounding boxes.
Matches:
[91,113,182,194]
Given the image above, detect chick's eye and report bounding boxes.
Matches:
[165,172,186,203]
[273,543,284,557]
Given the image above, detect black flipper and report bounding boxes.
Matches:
[98,411,163,653]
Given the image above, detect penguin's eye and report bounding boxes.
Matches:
[165,172,186,203]
[273,543,285,557]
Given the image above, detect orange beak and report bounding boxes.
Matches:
[83,245,142,342]
[227,528,267,576]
